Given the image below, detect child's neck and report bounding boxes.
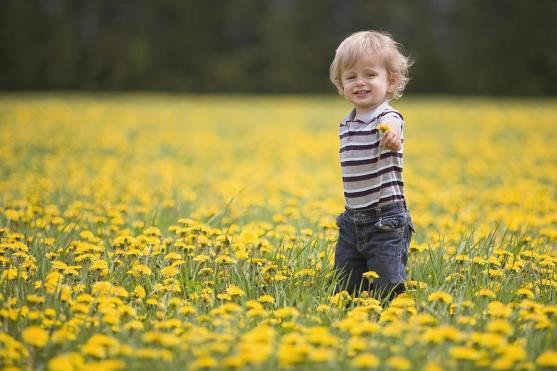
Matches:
[354,101,387,121]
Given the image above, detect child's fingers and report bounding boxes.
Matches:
[381,132,394,148]
[381,132,401,151]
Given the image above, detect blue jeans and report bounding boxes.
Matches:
[334,200,415,299]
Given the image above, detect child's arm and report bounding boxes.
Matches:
[378,118,403,151]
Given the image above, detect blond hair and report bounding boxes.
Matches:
[330,30,412,100]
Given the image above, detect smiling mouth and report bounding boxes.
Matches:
[354,90,369,95]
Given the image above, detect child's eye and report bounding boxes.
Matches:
[367,73,377,78]
[345,76,355,80]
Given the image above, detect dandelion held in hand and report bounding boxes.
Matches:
[378,123,390,133]
[377,123,390,153]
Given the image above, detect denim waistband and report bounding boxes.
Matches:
[344,200,407,220]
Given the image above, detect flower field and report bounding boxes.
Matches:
[0,95,556,370]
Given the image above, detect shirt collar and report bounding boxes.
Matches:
[341,101,390,126]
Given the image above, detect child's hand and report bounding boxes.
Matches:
[378,124,402,151]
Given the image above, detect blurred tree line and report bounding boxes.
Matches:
[1,0,556,95]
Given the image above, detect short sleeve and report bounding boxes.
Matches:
[380,112,404,135]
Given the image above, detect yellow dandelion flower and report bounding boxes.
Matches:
[475,288,496,299]
[91,259,109,276]
[51,328,77,343]
[378,123,391,133]
[215,255,235,264]
[272,272,288,282]
[406,280,428,289]
[544,305,557,317]
[516,288,534,299]
[449,346,481,361]
[0,267,17,281]
[294,268,315,277]
[537,351,557,368]
[26,294,45,304]
[226,284,245,297]
[133,286,146,299]
[386,355,411,370]
[351,353,379,368]
[123,320,144,331]
[421,325,462,344]
[486,319,513,336]
[196,235,210,246]
[128,263,152,277]
[222,355,245,368]
[455,254,470,262]
[198,267,214,276]
[428,291,453,305]
[304,326,339,347]
[308,347,336,362]
[500,344,526,362]
[457,315,477,326]
[22,325,49,347]
[363,270,380,280]
[461,300,475,309]
[190,356,217,370]
[316,304,329,313]
[81,334,120,358]
[161,265,179,278]
[47,352,84,371]
[274,307,300,319]
[258,295,275,304]
[143,226,161,236]
[486,301,512,318]
[45,271,64,292]
[163,252,183,261]
[491,356,515,370]
[63,265,81,276]
[92,281,113,296]
[424,361,443,371]
[193,254,210,263]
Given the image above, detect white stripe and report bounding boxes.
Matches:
[347,196,403,209]
[340,137,379,147]
[344,174,402,193]
[342,163,403,177]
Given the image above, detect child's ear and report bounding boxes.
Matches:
[387,74,397,93]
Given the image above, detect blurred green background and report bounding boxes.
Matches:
[1,0,556,95]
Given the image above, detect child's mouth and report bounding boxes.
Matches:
[354,90,369,96]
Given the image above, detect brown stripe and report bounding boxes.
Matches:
[341,152,402,167]
[344,180,404,198]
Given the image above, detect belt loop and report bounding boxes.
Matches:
[374,206,382,220]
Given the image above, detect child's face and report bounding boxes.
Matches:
[341,53,393,114]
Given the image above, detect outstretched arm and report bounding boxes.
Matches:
[378,119,402,151]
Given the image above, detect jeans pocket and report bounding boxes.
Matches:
[335,211,344,227]
[375,210,406,232]
[407,212,416,233]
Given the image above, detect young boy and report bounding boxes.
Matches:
[329,30,414,301]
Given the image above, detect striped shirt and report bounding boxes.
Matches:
[339,101,405,210]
